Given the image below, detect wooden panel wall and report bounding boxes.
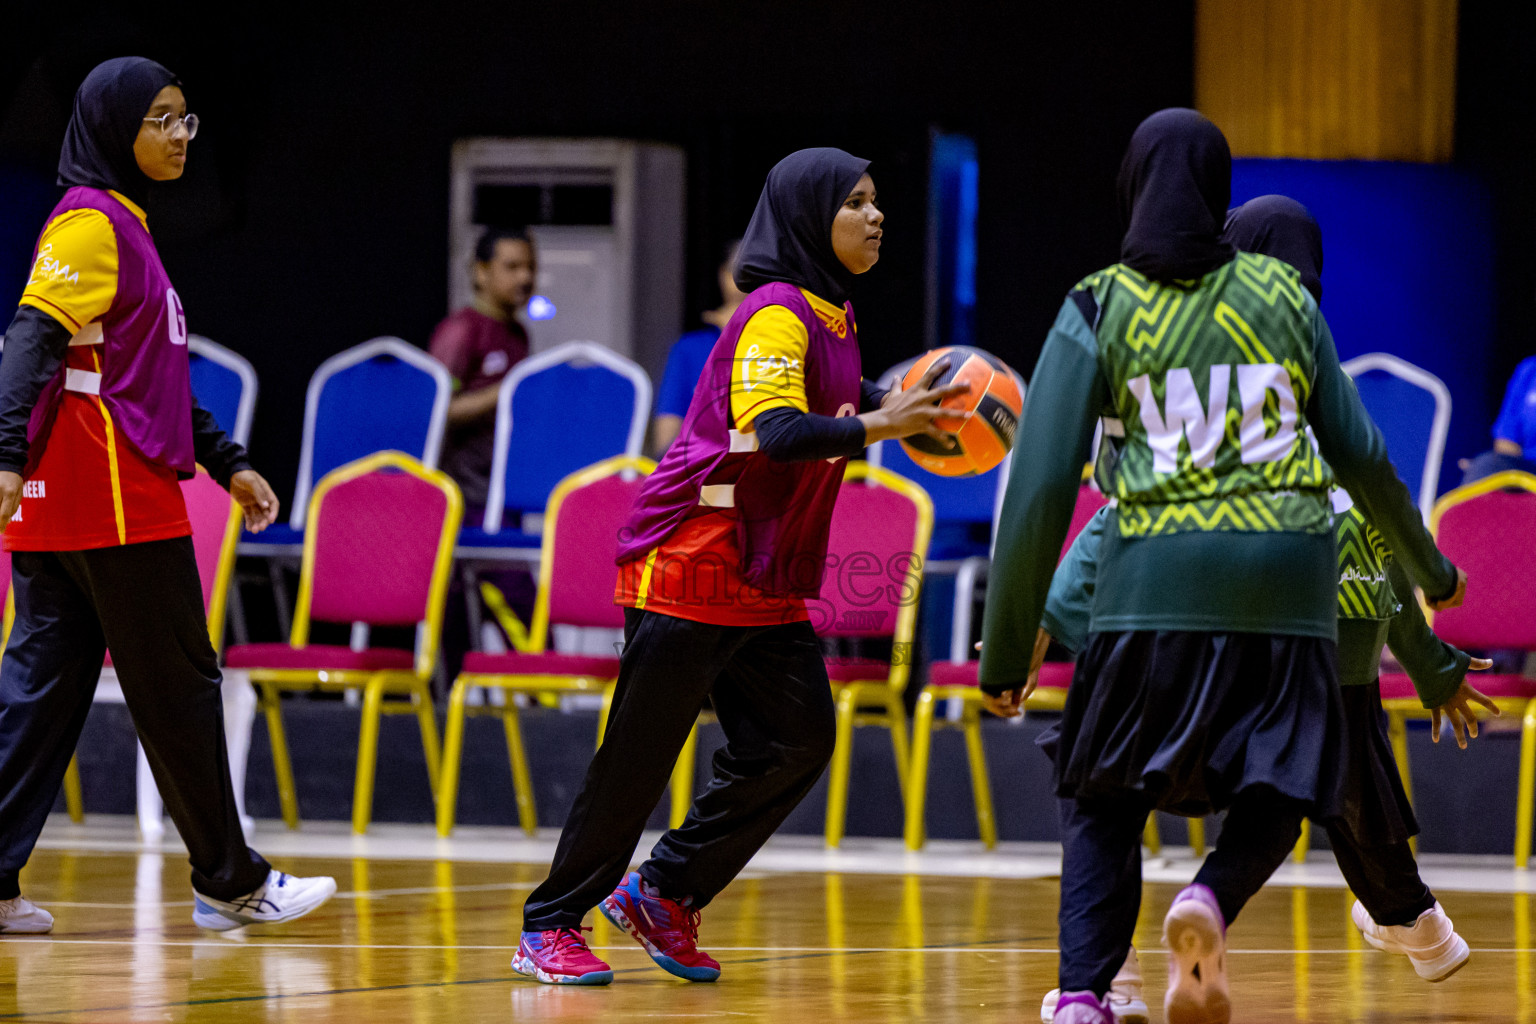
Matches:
[1195,0,1457,161]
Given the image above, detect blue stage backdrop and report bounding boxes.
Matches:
[1232,159,1496,501]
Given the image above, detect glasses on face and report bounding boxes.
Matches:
[142,112,199,140]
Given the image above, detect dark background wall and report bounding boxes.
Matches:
[1,1,1196,505]
[1455,0,1536,419]
[4,3,1530,509]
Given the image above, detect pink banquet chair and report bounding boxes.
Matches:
[1377,471,1536,869]
[815,461,934,848]
[50,470,250,836]
[222,451,463,834]
[906,480,1113,851]
[435,455,656,837]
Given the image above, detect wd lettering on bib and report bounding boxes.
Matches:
[1074,253,1332,539]
[1129,363,1298,474]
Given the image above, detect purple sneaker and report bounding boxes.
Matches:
[600,872,720,981]
[1053,991,1114,1024]
[1163,884,1230,1024]
[512,927,613,985]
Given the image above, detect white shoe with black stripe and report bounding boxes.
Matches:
[192,870,336,931]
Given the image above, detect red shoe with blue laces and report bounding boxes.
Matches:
[600,872,720,982]
[513,926,613,985]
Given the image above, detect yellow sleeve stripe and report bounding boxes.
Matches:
[730,304,810,431]
[20,208,118,334]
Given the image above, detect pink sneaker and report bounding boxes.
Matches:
[1052,991,1114,1023]
[1041,947,1150,1022]
[512,927,613,985]
[600,872,720,981]
[1163,884,1230,1024]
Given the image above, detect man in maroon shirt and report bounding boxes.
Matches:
[429,227,536,513]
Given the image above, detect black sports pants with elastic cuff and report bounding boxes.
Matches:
[1058,787,1307,996]
[523,608,836,931]
[1192,786,1307,924]
[1327,829,1436,927]
[0,538,269,901]
[1057,793,1152,996]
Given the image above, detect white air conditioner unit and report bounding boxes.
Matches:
[448,138,685,379]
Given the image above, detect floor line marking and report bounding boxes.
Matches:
[9,937,1536,955]
[0,974,522,1020]
[334,882,541,898]
[29,881,541,909]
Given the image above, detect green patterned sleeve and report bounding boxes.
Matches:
[979,298,1108,695]
[1306,309,1458,601]
[1040,504,1111,655]
[1384,559,1472,709]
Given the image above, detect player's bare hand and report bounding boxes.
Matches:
[864,358,971,446]
[0,471,21,531]
[976,630,1050,718]
[1426,567,1468,612]
[230,469,280,532]
[983,686,1025,719]
[1431,671,1499,749]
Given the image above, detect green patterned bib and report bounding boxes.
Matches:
[1076,254,1333,539]
[1334,498,1397,621]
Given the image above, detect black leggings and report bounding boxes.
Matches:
[523,608,836,930]
[1058,787,1306,996]
[0,539,269,900]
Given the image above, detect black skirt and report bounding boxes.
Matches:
[1044,630,1349,819]
[1332,681,1419,847]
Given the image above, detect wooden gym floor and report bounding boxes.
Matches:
[2,817,1533,1022]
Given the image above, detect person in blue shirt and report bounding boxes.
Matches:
[1459,355,1536,483]
[1493,356,1536,459]
[651,241,743,454]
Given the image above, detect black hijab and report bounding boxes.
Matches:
[1223,195,1324,302]
[733,147,871,304]
[58,57,181,208]
[1116,108,1234,282]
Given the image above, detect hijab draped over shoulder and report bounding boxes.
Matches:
[1223,194,1324,303]
[733,147,871,305]
[58,56,180,208]
[1117,108,1234,282]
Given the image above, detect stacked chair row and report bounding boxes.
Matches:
[50,337,1512,855]
[41,450,1536,866]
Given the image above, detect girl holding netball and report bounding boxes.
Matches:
[0,57,334,934]
[514,148,968,985]
[978,110,1463,1024]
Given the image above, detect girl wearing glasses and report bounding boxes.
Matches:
[0,57,334,934]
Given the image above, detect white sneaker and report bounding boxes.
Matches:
[193,870,337,931]
[1352,899,1470,981]
[1041,948,1150,1023]
[0,896,53,934]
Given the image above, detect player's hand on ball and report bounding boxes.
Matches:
[1431,668,1499,749]
[0,471,21,531]
[230,469,281,532]
[867,358,971,445]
